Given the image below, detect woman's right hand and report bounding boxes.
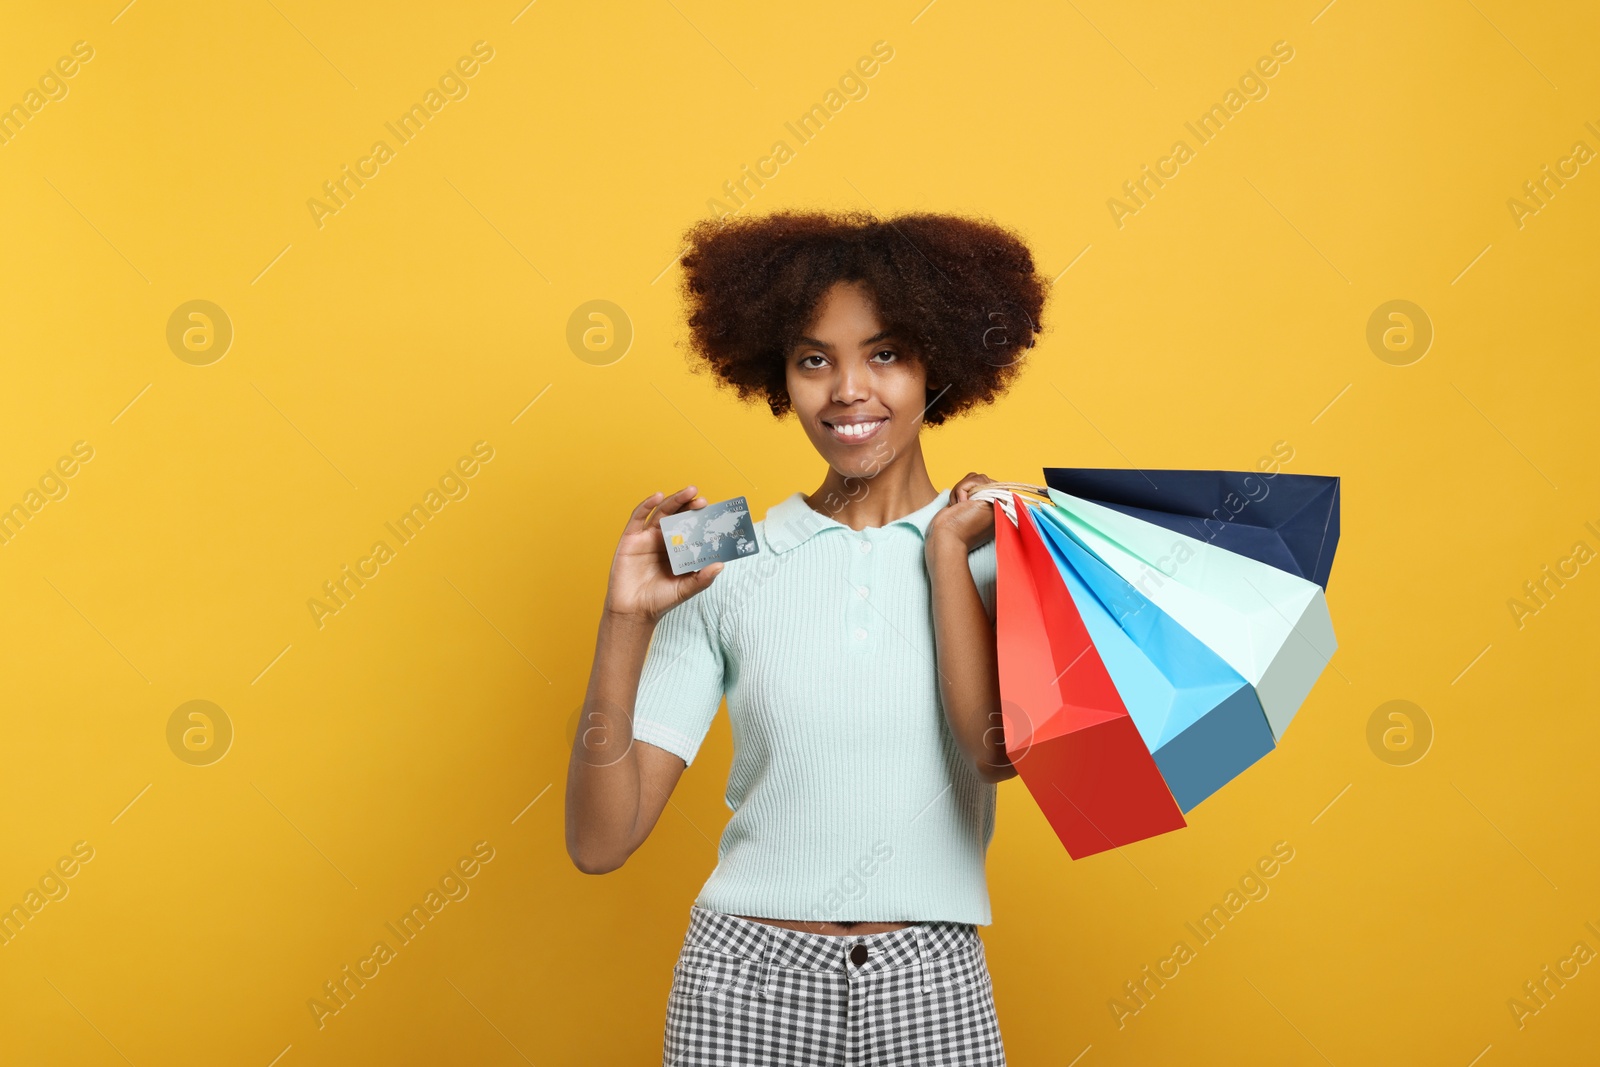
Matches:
[603,486,726,624]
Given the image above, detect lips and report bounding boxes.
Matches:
[823,417,887,444]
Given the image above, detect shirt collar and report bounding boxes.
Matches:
[762,487,953,554]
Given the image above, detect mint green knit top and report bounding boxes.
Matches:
[631,487,999,926]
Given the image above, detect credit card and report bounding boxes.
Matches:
[659,495,760,575]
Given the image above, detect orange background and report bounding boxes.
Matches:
[2,1,1597,1063]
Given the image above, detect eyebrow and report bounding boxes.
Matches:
[794,330,895,351]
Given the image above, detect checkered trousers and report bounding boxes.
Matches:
[662,905,1006,1066]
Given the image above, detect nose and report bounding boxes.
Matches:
[832,360,871,404]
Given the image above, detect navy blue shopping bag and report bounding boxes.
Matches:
[1039,468,1341,590]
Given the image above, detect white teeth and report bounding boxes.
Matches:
[831,420,883,438]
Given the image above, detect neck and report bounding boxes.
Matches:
[805,440,938,531]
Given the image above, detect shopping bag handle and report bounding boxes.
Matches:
[968,481,1052,525]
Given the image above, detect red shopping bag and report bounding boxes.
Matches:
[994,493,1187,858]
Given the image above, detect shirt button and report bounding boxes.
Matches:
[850,944,868,966]
[858,540,872,554]
[852,627,868,641]
[856,585,870,599]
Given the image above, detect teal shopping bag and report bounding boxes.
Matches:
[1037,487,1337,742]
[1029,503,1277,812]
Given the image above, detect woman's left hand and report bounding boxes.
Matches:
[926,471,997,555]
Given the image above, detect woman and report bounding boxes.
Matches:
[565,209,1048,1064]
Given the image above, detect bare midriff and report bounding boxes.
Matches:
[732,915,913,936]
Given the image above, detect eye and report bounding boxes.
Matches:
[871,349,898,363]
[798,353,827,369]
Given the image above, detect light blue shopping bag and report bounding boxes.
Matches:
[1029,502,1278,812]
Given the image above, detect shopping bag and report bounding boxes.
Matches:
[1028,502,1277,812]
[993,493,1187,858]
[1036,487,1337,741]
[1041,467,1341,589]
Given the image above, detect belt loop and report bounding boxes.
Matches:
[916,925,931,994]
[759,922,774,999]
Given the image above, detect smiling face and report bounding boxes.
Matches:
[785,281,930,481]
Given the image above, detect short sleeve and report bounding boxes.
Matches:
[967,538,997,623]
[632,593,725,767]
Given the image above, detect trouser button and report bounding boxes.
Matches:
[850,944,868,966]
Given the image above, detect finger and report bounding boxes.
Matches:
[673,560,724,601]
[623,490,666,534]
[953,471,992,498]
[644,485,703,530]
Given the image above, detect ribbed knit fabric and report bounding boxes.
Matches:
[631,487,999,926]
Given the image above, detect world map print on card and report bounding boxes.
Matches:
[659,495,760,575]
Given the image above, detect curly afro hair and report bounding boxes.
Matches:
[676,209,1048,426]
